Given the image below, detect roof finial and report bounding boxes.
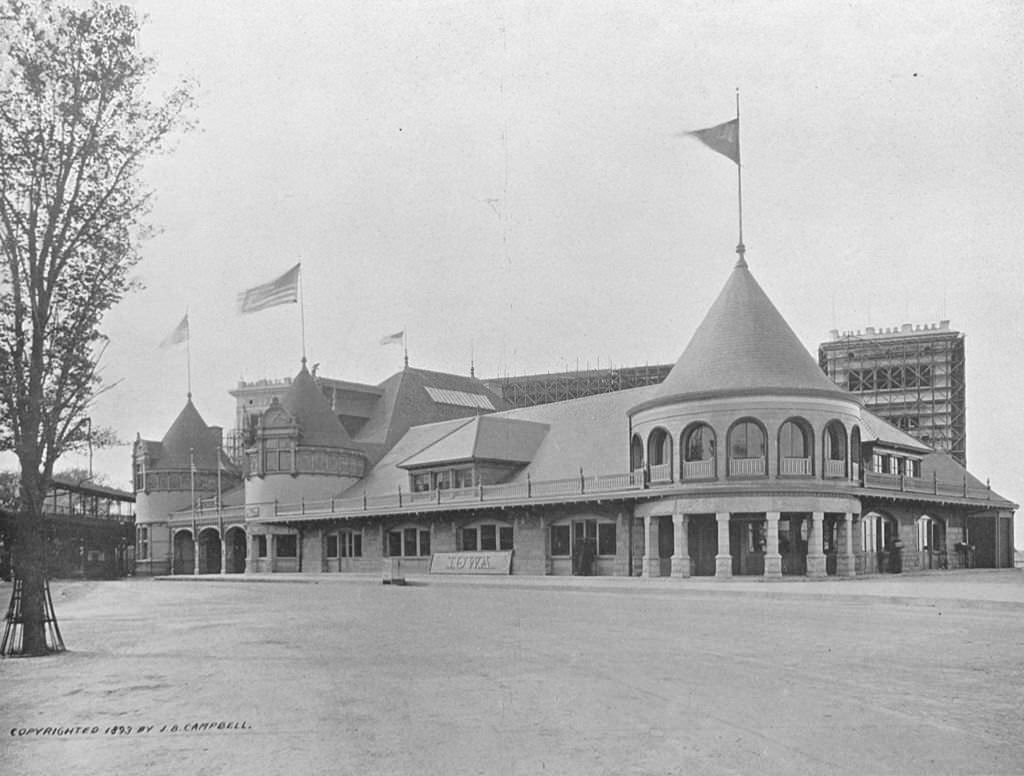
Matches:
[735,241,747,268]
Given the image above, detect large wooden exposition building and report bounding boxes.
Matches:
[132,256,1016,579]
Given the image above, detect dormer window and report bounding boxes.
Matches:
[408,466,475,493]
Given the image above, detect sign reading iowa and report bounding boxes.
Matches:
[429,551,513,575]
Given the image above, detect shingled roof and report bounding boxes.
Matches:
[158,398,221,469]
[281,363,356,449]
[632,257,848,413]
[352,367,509,459]
[397,415,549,468]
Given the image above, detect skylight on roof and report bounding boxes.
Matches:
[424,387,495,410]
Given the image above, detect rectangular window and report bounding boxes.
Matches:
[910,460,921,478]
[264,452,278,472]
[419,530,430,556]
[454,468,474,489]
[276,534,297,558]
[499,526,514,551]
[433,470,452,490]
[340,530,362,558]
[387,531,402,557]
[403,528,417,557]
[411,473,431,492]
[256,535,267,558]
[480,524,497,551]
[325,534,339,559]
[137,526,149,560]
[597,523,616,556]
[462,527,477,551]
[551,525,570,556]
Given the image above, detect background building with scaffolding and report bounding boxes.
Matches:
[818,322,966,466]
[483,364,673,408]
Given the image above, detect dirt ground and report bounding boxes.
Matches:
[2,571,1023,775]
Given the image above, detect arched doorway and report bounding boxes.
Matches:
[861,511,901,573]
[197,528,221,574]
[173,529,194,575]
[224,526,247,573]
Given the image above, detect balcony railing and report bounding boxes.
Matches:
[682,459,715,480]
[823,459,846,478]
[648,462,673,484]
[779,457,812,476]
[197,463,999,526]
[863,471,994,500]
[729,457,765,477]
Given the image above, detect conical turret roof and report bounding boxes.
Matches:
[631,257,848,414]
[281,362,356,449]
[159,397,219,468]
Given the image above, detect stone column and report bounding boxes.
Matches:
[763,512,782,578]
[220,534,227,575]
[193,535,200,575]
[245,530,253,574]
[643,515,660,577]
[715,512,732,578]
[170,531,176,576]
[671,513,690,577]
[837,513,856,577]
[806,511,826,578]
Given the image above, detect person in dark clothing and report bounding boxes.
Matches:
[579,538,596,576]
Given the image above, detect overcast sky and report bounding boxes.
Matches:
[16,1,1022,542]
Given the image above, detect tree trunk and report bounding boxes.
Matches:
[12,512,50,656]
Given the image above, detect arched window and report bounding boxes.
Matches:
[778,419,812,476]
[629,434,644,472]
[823,422,847,478]
[681,423,716,480]
[647,428,673,483]
[728,419,766,477]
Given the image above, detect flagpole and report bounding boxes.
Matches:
[185,308,192,399]
[189,448,197,576]
[217,445,223,510]
[298,262,307,365]
[735,88,745,261]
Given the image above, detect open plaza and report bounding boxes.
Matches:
[2,570,1023,775]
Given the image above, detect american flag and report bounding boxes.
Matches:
[237,263,301,314]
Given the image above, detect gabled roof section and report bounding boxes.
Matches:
[159,398,220,469]
[920,451,1016,508]
[631,257,848,413]
[859,410,933,454]
[398,415,549,469]
[344,385,655,498]
[281,363,355,449]
[352,367,509,461]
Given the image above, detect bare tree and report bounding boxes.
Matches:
[0,0,194,655]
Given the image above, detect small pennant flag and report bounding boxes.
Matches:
[158,314,189,349]
[684,118,740,165]
[237,263,301,314]
[380,330,404,346]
